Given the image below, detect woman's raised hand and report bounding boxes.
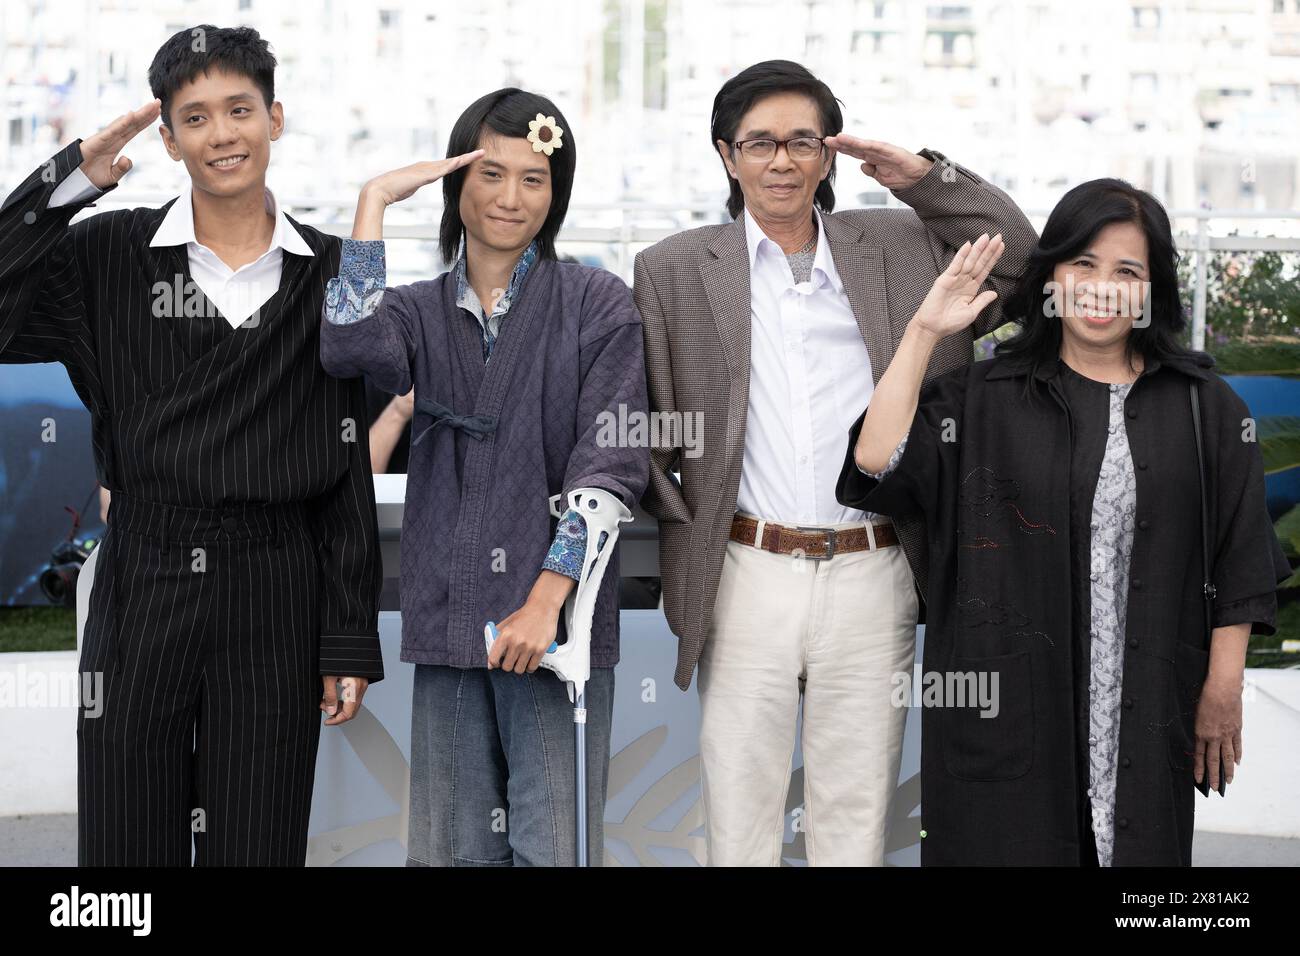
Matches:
[913,232,1005,339]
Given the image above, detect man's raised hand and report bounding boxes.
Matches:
[78,99,162,190]
[823,134,934,191]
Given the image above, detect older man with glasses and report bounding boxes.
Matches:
[632,59,1037,866]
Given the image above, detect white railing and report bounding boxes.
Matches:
[88,194,1300,353]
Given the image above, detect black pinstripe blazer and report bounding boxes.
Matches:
[0,139,383,681]
[633,150,1037,690]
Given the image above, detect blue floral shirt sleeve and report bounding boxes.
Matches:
[856,432,909,479]
[541,507,602,582]
[324,238,388,325]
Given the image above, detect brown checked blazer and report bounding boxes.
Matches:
[632,149,1038,691]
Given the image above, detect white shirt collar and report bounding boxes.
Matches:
[149,184,314,258]
[742,206,843,294]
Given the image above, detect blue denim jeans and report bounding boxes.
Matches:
[406,664,615,866]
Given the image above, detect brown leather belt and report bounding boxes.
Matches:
[729,513,897,560]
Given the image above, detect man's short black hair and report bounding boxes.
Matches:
[440,88,576,264]
[710,60,844,219]
[148,25,276,128]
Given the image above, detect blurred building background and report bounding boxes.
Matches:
[3,0,1300,275]
[2,2,1298,863]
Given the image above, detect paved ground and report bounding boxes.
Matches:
[1,814,76,866]
[2,813,1298,866]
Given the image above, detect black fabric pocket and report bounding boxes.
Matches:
[940,650,1034,781]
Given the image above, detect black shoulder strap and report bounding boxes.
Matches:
[1189,380,1216,642]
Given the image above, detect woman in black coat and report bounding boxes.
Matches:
[837,180,1291,866]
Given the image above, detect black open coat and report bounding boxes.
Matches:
[837,352,1290,866]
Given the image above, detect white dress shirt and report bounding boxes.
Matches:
[50,166,312,328]
[736,206,878,526]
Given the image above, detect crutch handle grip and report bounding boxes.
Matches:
[483,621,559,663]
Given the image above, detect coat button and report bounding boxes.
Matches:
[1123,698,1134,709]
[221,515,239,532]
[1128,638,1139,649]
[1137,461,1148,470]
[1127,408,1137,419]
[1132,579,1142,589]
[1138,519,1149,530]
[1117,817,1129,829]
[1121,757,1131,768]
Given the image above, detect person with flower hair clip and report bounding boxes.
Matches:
[320,88,648,866]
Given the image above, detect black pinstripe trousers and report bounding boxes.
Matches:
[77,491,322,866]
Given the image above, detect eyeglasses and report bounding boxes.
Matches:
[730,136,826,163]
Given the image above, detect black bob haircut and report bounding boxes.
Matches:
[995,178,1205,390]
[710,60,844,220]
[440,88,576,264]
[148,25,276,129]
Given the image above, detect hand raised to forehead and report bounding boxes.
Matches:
[823,134,933,191]
[365,149,486,206]
[78,99,162,190]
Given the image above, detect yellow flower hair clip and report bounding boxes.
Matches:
[527,114,564,155]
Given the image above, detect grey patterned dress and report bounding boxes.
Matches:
[1058,362,1138,866]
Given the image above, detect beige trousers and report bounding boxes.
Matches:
[697,517,919,866]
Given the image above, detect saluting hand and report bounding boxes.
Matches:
[362,150,485,207]
[912,233,1005,339]
[77,99,162,190]
[823,134,934,191]
[353,149,485,241]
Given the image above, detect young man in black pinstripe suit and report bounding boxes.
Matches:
[0,25,382,865]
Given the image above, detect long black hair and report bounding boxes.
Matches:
[439,88,575,264]
[996,178,1204,387]
[710,60,843,219]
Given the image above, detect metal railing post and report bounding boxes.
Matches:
[1192,214,1210,352]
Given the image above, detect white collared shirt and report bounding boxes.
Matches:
[50,166,313,328]
[737,206,878,525]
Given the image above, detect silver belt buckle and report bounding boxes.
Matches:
[794,525,836,560]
